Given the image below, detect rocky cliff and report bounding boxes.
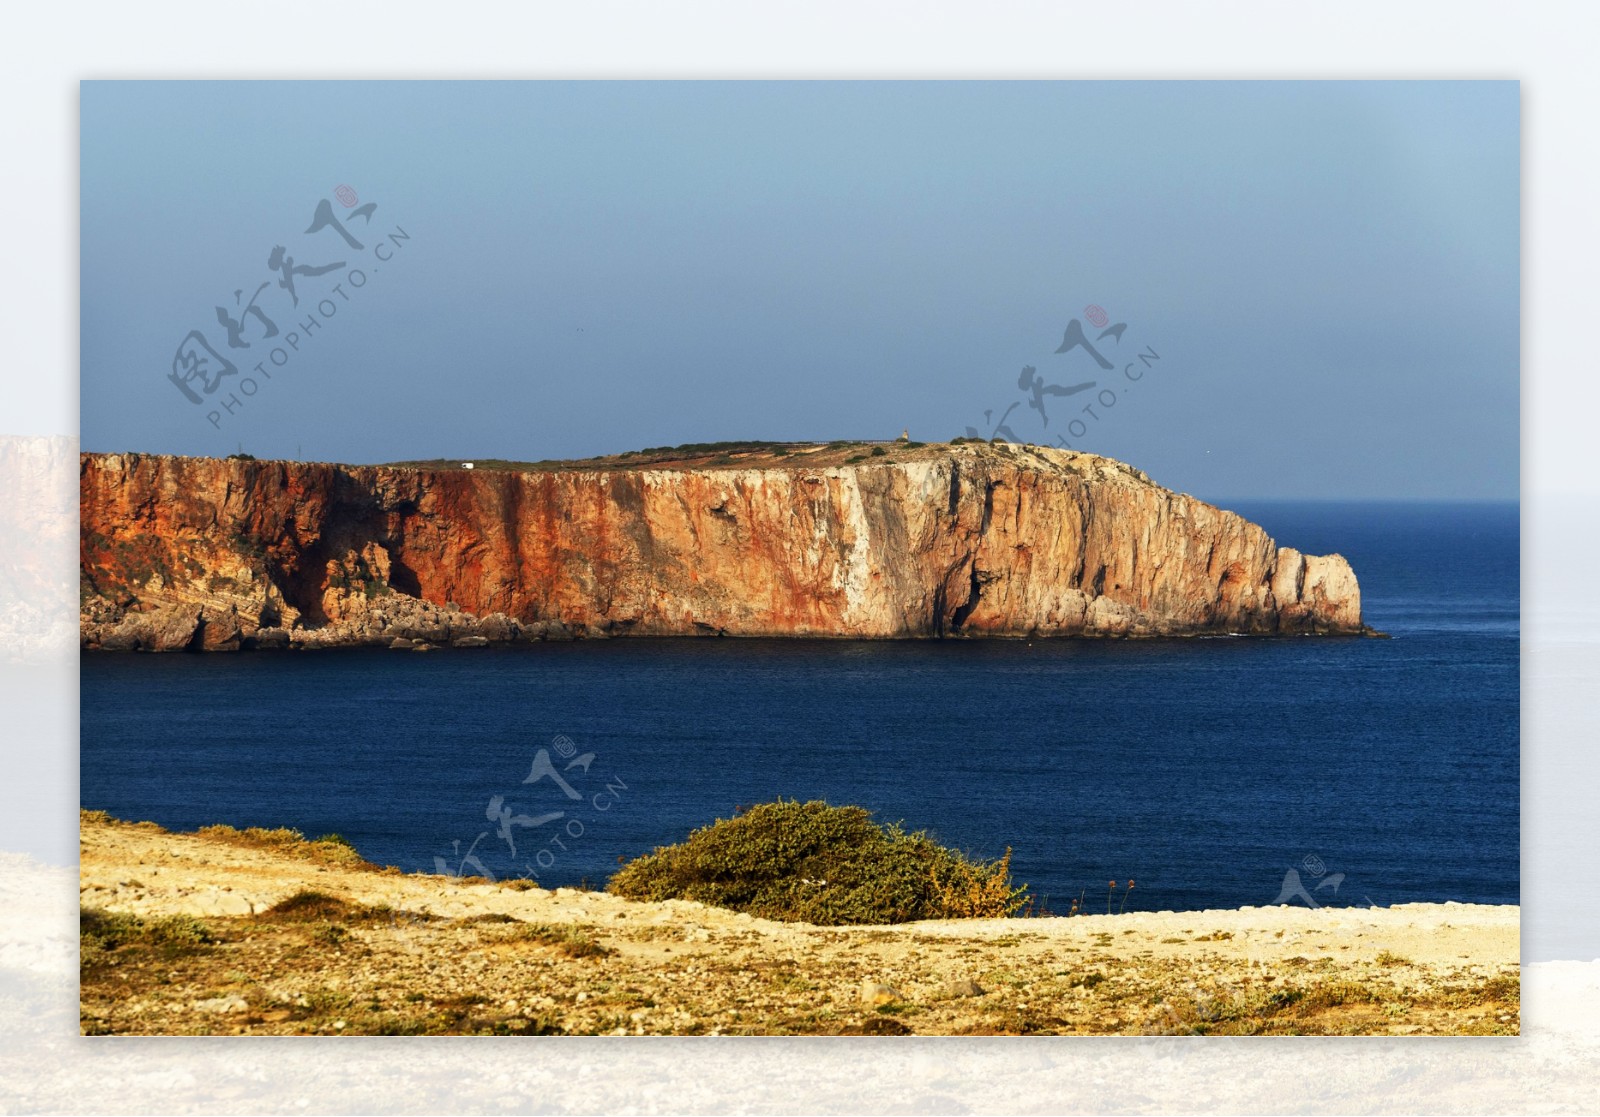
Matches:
[78,444,1364,651]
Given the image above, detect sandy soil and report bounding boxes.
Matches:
[78,814,1519,1036]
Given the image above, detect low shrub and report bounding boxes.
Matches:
[1299,980,1384,1010]
[607,799,1029,925]
[194,824,371,868]
[80,907,215,968]
[260,890,363,923]
[81,907,213,949]
[257,890,423,929]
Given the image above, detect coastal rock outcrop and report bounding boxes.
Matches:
[78,444,1364,650]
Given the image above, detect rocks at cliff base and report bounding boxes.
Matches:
[199,607,244,652]
[78,445,1366,650]
[82,592,552,652]
[248,627,291,650]
[96,604,203,652]
[474,613,518,642]
[90,602,254,653]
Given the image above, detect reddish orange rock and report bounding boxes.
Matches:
[78,444,1364,650]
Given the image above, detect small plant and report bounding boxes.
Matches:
[502,923,613,959]
[1374,950,1410,966]
[870,446,887,457]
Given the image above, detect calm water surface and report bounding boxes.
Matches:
[80,501,1519,913]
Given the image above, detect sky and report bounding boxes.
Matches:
[80,80,1519,501]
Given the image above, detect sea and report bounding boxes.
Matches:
[80,501,1519,915]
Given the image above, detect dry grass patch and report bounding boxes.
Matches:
[193,825,374,869]
[80,906,215,971]
[495,922,614,959]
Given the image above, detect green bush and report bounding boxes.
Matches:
[80,907,215,969]
[607,800,1028,925]
[870,446,887,457]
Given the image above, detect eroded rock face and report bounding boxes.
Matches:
[78,445,1364,650]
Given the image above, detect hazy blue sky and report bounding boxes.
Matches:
[81,80,1518,500]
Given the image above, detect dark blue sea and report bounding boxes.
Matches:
[79,501,1520,914]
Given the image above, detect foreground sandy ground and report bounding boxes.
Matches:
[78,814,1519,1036]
